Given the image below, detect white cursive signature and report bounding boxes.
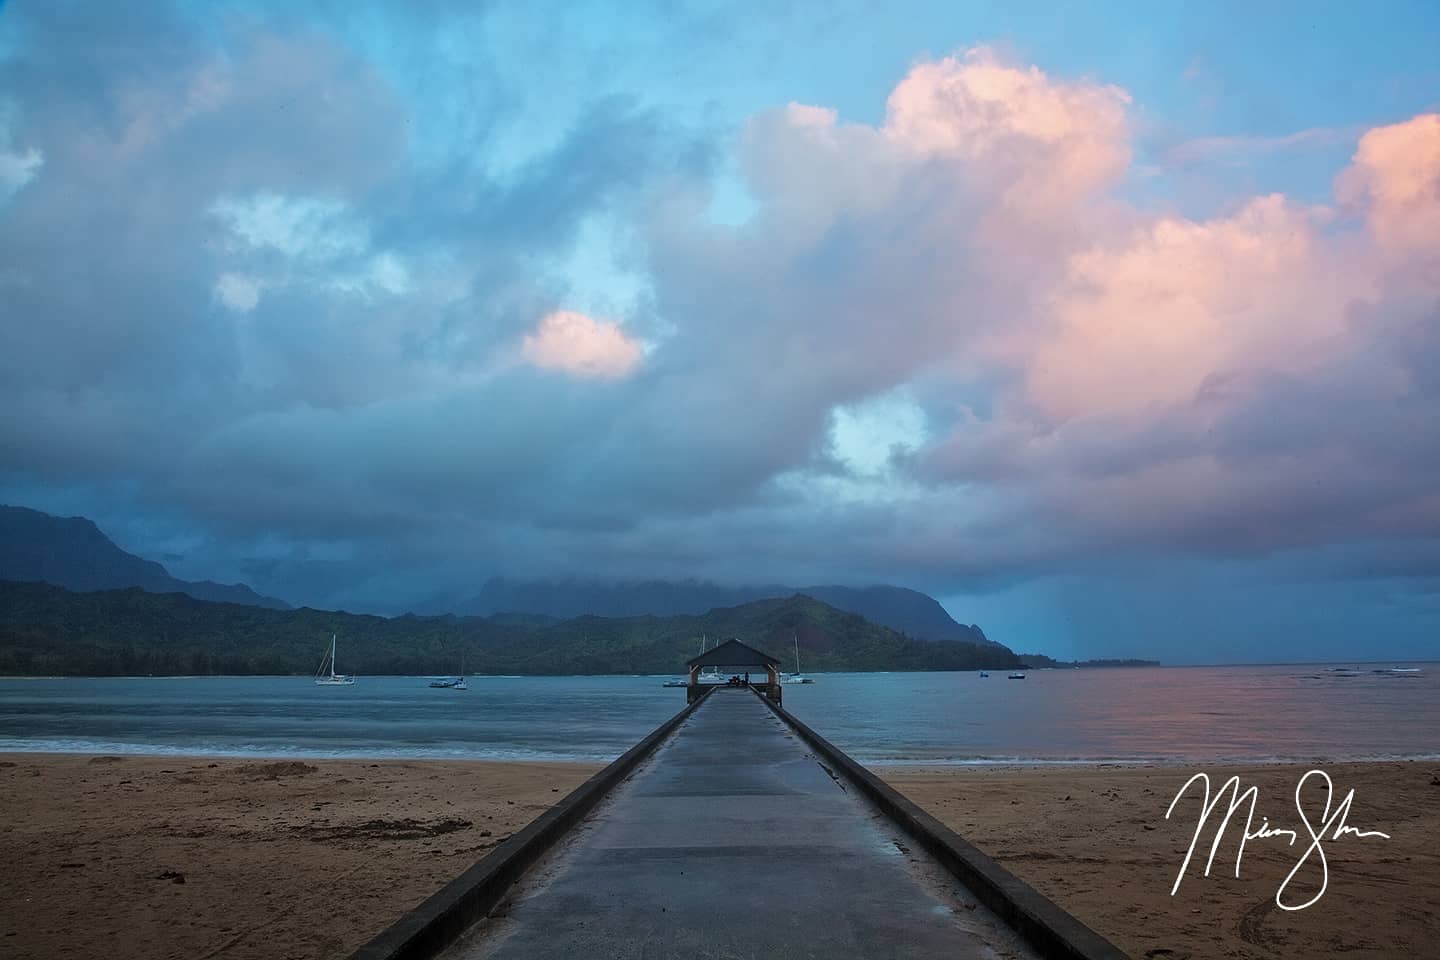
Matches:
[1165,769,1390,910]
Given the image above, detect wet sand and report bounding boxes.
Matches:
[2,754,1436,959]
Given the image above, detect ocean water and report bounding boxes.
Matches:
[0,664,1435,764]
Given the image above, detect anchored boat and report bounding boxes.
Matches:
[782,633,814,684]
[430,650,468,689]
[314,634,355,685]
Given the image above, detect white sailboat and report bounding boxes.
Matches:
[314,633,355,685]
[783,633,814,684]
[698,634,722,683]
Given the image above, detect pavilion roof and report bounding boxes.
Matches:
[686,638,782,668]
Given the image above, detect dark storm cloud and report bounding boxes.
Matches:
[0,3,711,605]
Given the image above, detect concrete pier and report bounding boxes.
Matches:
[444,688,1041,959]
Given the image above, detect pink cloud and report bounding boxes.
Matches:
[1023,195,1354,421]
[522,310,644,380]
[884,47,1132,210]
[1337,113,1440,254]
[682,48,1440,564]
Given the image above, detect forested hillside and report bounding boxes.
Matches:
[0,581,1023,676]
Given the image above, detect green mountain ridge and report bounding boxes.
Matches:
[0,580,1025,677]
[466,577,993,645]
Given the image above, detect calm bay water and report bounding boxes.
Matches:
[0,664,1436,764]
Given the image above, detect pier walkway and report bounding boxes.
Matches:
[446,687,1039,959]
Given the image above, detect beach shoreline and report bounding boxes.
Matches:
[2,753,1435,959]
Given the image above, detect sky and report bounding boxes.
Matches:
[2,1,1438,663]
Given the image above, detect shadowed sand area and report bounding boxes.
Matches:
[2,753,1436,958]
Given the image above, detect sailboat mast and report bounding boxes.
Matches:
[331,633,338,678]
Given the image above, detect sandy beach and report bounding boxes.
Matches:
[2,754,1436,959]
[881,762,1440,960]
[0,754,601,960]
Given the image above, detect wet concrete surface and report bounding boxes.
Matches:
[447,687,1040,959]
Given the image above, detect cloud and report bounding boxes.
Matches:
[214,273,263,313]
[640,48,1440,596]
[0,144,42,202]
[1021,194,1348,421]
[1336,112,1440,254]
[905,108,1440,562]
[211,193,369,261]
[884,48,1132,208]
[1,2,1437,664]
[1158,127,1352,169]
[521,310,645,379]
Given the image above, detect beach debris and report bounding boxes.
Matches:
[235,761,318,780]
[59,862,85,869]
[290,817,472,841]
[154,870,186,884]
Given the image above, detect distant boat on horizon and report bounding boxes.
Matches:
[1007,672,1026,680]
[314,634,355,686]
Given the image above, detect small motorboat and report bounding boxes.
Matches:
[979,671,989,678]
[1007,672,1026,680]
